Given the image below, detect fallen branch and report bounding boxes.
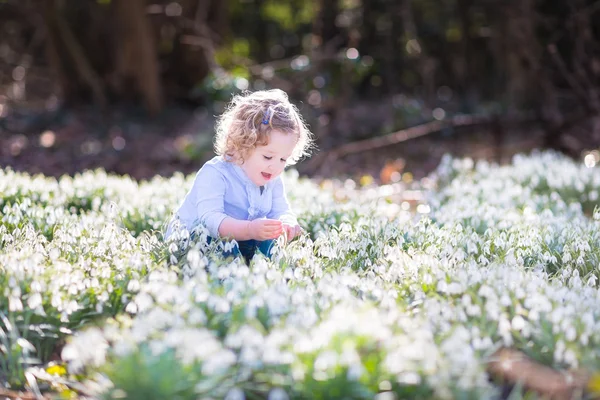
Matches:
[487,348,594,400]
[0,387,47,400]
[541,110,593,153]
[306,112,536,174]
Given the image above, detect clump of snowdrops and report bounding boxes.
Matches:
[2,151,600,399]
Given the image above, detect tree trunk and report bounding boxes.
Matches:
[43,0,107,108]
[358,0,376,57]
[384,1,399,95]
[113,0,163,115]
[254,0,269,62]
[169,0,226,96]
[456,0,476,112]
[310,0,341,148]
[43,7,76,104]
[313,0,339,49]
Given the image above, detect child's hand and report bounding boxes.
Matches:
[248,219,283,240]
[282,223,302,242]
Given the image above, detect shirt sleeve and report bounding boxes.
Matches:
[267,176,298,225]
[193,165,229,237]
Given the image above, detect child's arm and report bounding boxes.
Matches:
[219,217,282,241]
[267,176,301,241]
[191,166,229,238]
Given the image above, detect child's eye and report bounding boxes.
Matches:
[280,158,287,163]
[263,156,272,160]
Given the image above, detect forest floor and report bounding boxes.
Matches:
[0,104,580,184]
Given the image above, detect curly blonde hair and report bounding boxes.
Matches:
[214,89,314,165]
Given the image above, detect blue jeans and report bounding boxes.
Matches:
[235,239,275,261]
[201,235,275,263]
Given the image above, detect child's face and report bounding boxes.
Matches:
[240,130,297,186]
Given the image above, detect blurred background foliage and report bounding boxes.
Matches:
[1,0,600,178]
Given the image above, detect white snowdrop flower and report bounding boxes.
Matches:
[314,351,338,372]
[478,285,494,298]
[134,292,154,312]
[570,275,583,288]
[446,282,463,294]
[224,387,245,400]
[500,294,512,307]
[511,315,525,331]
[563,349,578,367]
[422,273,433,284]
[268,388,289,400]
[49,247,60,260]
[9,296,23,312]
[27,292,43,310]
[8,276,19,289]
[565,326,577,342]
[466,304,481,317]
[127,279,140,292]
[494,235,505,248]
[581,312,594,329]
[514,287,525,299]
[125,302,137,314]
[466,240,478,254]
[461,294,472,307]
[498,317,512,345]
[202,349,237,375]
[187,308,207,325]
[168,242,178,253]
[62,328,108,372]
[437,280,448,293]
[554,340,566,363]
[111,341,134,358]
[347,363,364,381]
[398,371,422,385]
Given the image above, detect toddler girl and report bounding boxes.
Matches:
[167,89,313,261]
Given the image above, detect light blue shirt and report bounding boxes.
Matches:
[168,156,297,238]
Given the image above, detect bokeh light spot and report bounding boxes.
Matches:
[261,67,274,80]
[433,108,446,120]
[346,48,359,60]
[290,55,309,70]
[307,90,322,106]
[318,114,330,126]
[235,78,249,90]
[112,136,126,151]
[40,131,56,148]
[406,39,422,55]
[313,76,326,89]
[165,2,182,16]
[417,204,431,214]
[12,66,26,81]
[584,153,596,168]
[437,86,453,101]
